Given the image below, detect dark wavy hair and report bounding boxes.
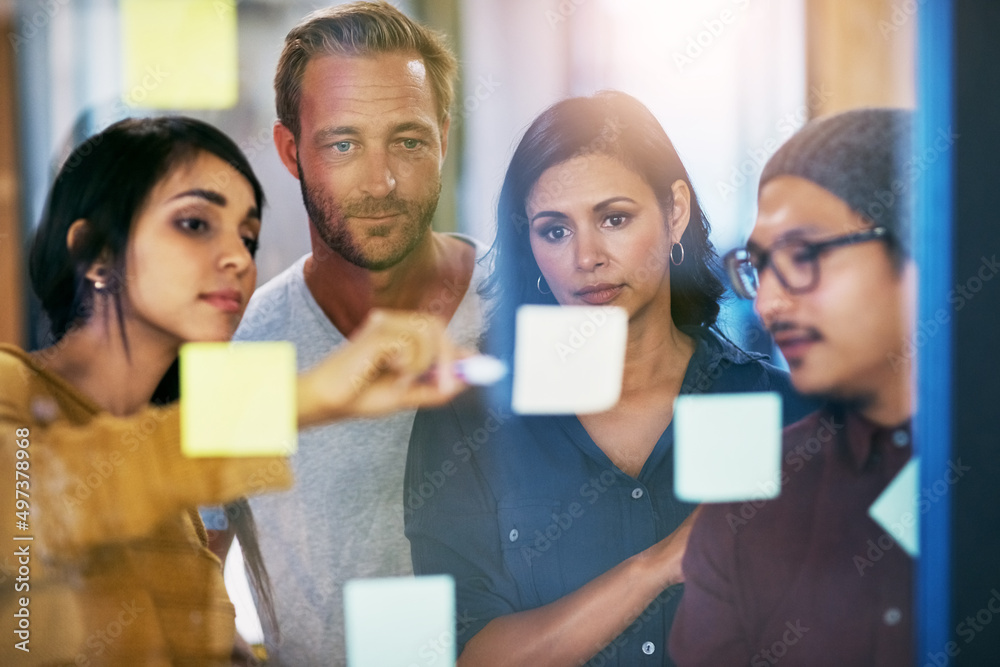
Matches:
[480,90,725,359]
[29,116,265,342]
[27,115,280,644]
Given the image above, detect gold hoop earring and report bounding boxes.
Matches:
[536,275,551,295]
[670,242,685,266]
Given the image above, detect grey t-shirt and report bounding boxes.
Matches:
[234,235,488,665]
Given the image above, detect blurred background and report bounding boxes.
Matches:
[0,0,914,355]
[9,3,1000,663]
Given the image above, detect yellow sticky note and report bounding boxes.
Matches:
[180,342,297,457]
[120,0,238,109]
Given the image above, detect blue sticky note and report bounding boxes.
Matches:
[674,392,783,503]
[180,342,297,457]
[868,457,920,557]
[344,575,455,667]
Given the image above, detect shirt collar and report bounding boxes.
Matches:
[682,325,769,370]
[836,405,913,470]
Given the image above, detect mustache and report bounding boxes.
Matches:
[340,193,411,218]
[767,320,822,339]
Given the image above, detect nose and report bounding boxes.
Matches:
[574,228,608,272]
[219,231,254,276]
[754,266,793,326]
[359,148,397,198]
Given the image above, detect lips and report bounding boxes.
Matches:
[575,283,624,305]
[771,327,822,365]
[200,289,243,314]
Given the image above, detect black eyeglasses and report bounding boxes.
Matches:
[723,226,889,300]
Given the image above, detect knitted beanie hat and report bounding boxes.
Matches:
[759,107,913,255]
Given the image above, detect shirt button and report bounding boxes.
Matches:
[508,529,518,542]
[641,641,655,655]
[883,607,902,626]
[892,430,910,447]
[631,488,644,500]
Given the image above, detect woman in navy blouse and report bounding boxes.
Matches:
[404,91,813,666]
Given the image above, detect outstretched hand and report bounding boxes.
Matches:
[296,309,469,427]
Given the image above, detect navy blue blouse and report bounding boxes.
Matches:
[404,326,815,666]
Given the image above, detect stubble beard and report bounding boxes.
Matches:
[298,162,441,272]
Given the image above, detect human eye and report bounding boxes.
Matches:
[177,217,209,234]
[601,212,630,229]
[789,242,820,265]
[537,224,570,242]
[242,236,259,258]
[322,138,355,154]
[400,138,423,150]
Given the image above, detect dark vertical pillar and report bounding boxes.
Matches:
[950,1,1000,664]
[920,0,1000,665]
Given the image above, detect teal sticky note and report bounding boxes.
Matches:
[512,305,628,415]
[344,575,455,667]
[180,342,297,457]
[868,457,920,557]
[674,392,782,503]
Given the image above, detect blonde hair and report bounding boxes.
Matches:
[275,1,458,139]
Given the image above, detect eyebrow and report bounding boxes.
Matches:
[314,121,436,144]
[530,196,638,224]
[170,188,227,207]
[169,188,259,221]
[748,225,825,250]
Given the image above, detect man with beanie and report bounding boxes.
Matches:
[669,108,916,666]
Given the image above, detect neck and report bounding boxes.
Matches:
[857,360,913,427]
[620,292,695,394]
[304,225,467,336]
[36,311,178,417]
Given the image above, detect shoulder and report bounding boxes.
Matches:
[0,345,92,424]
[0,346,34,416]
[442,232,490,291]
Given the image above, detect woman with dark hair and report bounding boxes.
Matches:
[405,91,814,666]
[0,116,466,664]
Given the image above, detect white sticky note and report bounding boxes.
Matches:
[180,342,297,457]
[120,0,239,109]
[511,305,628,415]
[868,457,920,557]
[344,575,455,667]
[674,392,782,503]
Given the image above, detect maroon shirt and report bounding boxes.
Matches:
[669,407,914,666]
